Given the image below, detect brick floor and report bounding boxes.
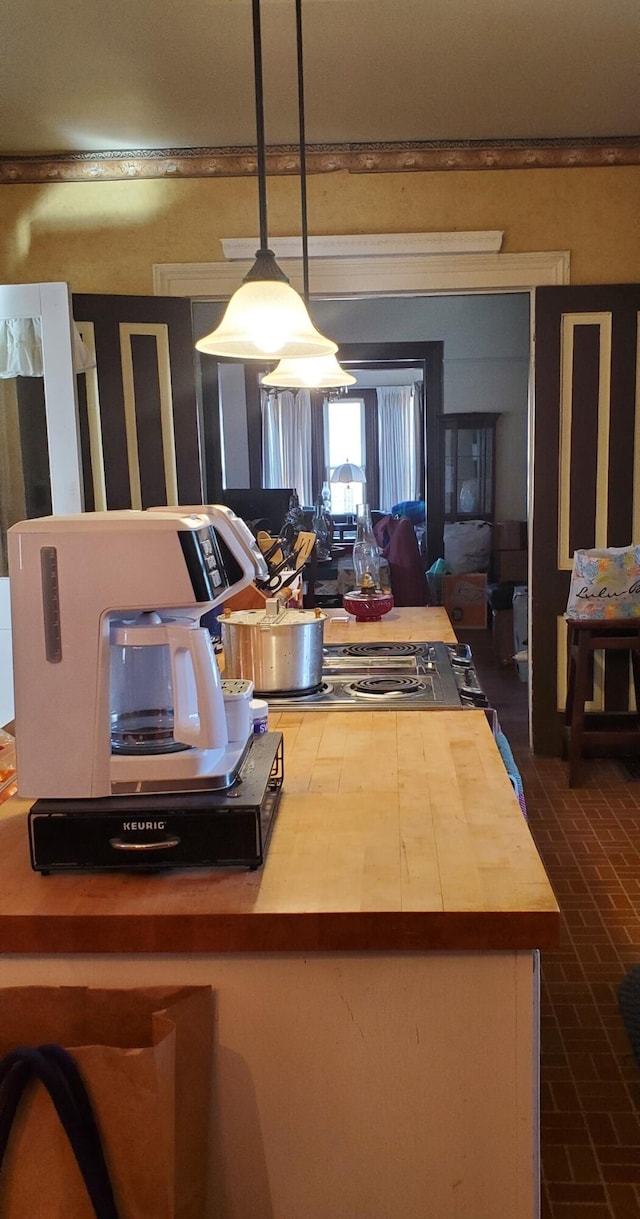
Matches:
[461,627,640,1219]
[519,749,640,1219]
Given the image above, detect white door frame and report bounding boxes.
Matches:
[0,281,83,726]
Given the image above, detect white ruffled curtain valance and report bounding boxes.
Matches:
[0,316,95,378]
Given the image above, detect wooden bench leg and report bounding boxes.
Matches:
[563,628,577,760]
[567,632,591,787]
[632,648,640,718]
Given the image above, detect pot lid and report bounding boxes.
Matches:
[221,607,325,627]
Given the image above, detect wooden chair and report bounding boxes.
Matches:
[564,618,640,786]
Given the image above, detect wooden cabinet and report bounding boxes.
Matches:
[441,411,497,523]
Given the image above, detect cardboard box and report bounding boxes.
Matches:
[492,549,528,583]
[443,573,487,629]
[493,520,528,551]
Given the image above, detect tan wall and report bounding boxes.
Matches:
[0,165,638,294]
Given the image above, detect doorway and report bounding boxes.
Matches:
[192,293,531,568]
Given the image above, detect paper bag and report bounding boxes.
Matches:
[0,986,212,1219]
[566,545,640,620]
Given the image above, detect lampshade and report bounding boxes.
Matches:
[194,0,336,363]
[262,352,356,388]
[195,278,338,361]
[333,461,366,484]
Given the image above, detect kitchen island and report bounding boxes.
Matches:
[0,607,558,1218]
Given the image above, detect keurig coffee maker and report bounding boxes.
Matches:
[8,508,283,872]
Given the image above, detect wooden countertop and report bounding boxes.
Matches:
[0,608,559,955]
[322,604,457,644]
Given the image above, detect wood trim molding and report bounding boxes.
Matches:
[74,322,107,512]
[118,322,179,508]
[153,251,571,298]
[557,312,612,570]
[1,137,639,184]
[220,232,505,259]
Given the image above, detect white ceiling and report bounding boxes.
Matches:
[1,0,639,156]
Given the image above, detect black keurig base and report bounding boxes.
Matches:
[28,733,283,874]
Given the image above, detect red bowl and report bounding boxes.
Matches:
[343,591,394,622]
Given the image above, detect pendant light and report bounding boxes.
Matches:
[262,0,354,389]
[262,353,356,389]
[195,0,337,362]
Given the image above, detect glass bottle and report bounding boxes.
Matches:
[321,480,332,513]
[352,503,381,591]
[284,489,305,533]
[312,494,331,559]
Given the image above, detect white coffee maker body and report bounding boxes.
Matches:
[8,509,260,800]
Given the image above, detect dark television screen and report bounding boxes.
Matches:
[220,488,294,535]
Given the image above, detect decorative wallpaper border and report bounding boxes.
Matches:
[1,137,639,184]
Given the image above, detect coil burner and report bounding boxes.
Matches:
[345,676,432,700]
[341,642,422,658]
[267,681,334,703]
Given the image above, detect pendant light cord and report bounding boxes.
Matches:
[252,0,269,253]
[295,0,310,303]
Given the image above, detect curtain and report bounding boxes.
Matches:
[376,385,421,511]
[261,387,313,506]
[0,317,95,377]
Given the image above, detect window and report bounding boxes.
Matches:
[326,397,365,513]
[256,370,426,518]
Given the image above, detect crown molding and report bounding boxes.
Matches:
[1,137,638,184]
[220,232,505,259]
[153,250,570,298]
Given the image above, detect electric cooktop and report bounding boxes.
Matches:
[266,641,488,711]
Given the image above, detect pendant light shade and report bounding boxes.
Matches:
[195,279,338,360]
[194,0,336,362]
[262,352,356,388]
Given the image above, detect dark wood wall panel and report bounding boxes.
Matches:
[73,294,202,511]
[243,366,263,489]
[74,375,94,512]
[92,317,130,509]
[165,304,203,504]
[608,308,640,546]
[568,325,599,556]
[533,285,640,754]
[15,379,52,519]
[131,333,166,507]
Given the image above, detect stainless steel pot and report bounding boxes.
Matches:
[221,602,326,695]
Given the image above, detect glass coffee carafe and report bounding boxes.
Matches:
[109,611,226,755]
